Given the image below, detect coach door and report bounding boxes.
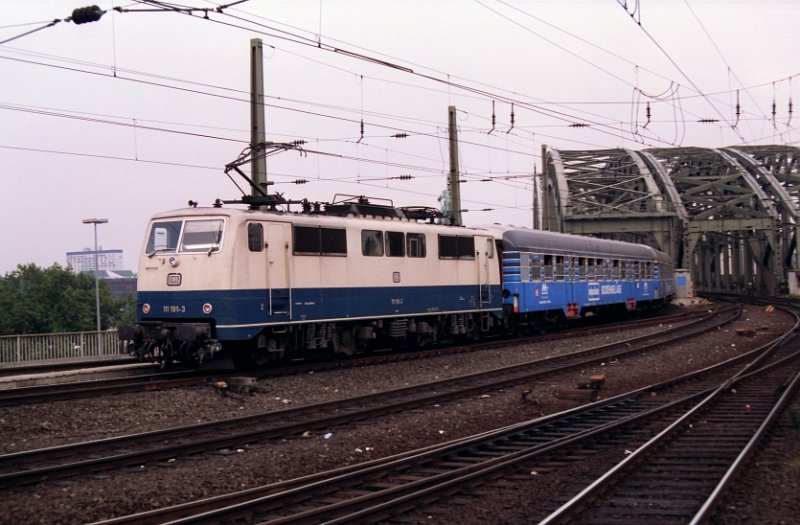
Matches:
[477,236,493,305]
[265,223,291,320]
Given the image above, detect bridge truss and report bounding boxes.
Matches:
[542,145,800,295]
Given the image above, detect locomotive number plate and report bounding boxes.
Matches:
[167,273,182,286]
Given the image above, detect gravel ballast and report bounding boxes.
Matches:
[0,304,797,524]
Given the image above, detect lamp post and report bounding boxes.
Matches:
[82,218,108,351]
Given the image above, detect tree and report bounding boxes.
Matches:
[0,263,134,335]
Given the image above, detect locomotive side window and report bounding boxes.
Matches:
[321,228,347,255]
[407,233,426,258]
[180,219,224,253]
[459,237,476,259]
[248,223,263,252]
[438,235,475,259]
[385,231,405,257]
[362,230,384,256]
[146,220,181,254]
[294,226,347,256]
[294,226,320,254]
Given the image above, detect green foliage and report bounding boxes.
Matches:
[0,263,135,335]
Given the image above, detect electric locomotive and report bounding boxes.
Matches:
[119,196,503,366]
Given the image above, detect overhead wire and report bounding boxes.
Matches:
[116,0,678,147]
[615,1,746,142]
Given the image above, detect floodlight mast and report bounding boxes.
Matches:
[82,217,108,351]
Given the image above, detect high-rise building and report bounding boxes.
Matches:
[67,248,136,298]
[67,248,123,273]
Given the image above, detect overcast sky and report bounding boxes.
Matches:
[1,0,797,275]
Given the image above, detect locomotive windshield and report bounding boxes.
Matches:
[145,219,224,255]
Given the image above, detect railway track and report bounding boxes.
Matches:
[540,344,800,524]
[88,304,800,525]
[0,304,738,488]
[0,368,209,407]
[0,356,139,378]
[0,309,704,407]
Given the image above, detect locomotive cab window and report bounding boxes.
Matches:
[179,219,224,253]
[362,230,384,256]
[146,220,182,255]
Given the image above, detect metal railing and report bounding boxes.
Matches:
[0,330,120,363]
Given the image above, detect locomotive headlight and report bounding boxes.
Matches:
[169,256,179,267]
[142,303,151,314]
[202,303,213,314]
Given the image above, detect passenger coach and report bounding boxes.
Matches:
[492,226,675,327]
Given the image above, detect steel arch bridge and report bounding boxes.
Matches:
[542,145,800,295]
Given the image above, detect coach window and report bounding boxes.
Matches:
[531,255,542,281]
[385,231,405,257]
[577,257,586,281]
[248,223,263,252]
[543,254,554,281]
[407,233,426,258]
[555,256,565,281]
[362,230,384,256]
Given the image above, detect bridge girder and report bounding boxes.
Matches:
[543,145,800,295]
